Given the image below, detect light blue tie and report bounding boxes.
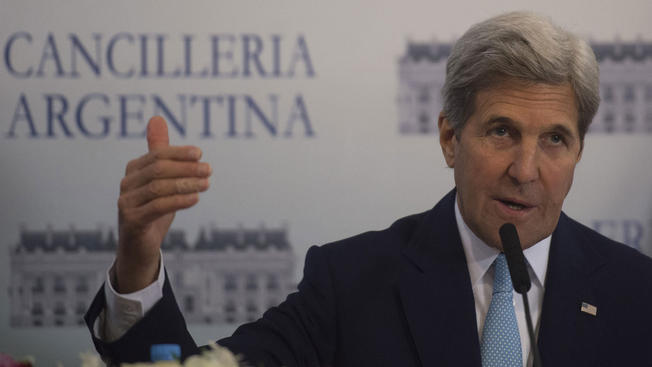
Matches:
[481,253,522,367]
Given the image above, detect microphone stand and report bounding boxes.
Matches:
[499,223,542,367]
[519,284,542,367]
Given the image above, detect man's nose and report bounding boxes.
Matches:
[507,140,540,184]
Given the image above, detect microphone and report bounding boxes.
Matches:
[499,223,531,294]
[499,223,542,367]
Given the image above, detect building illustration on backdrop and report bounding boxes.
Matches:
[8,225,295,327]
[398,40,652,135]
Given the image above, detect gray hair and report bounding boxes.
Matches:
[442,11,600,142]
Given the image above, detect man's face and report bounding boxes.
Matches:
[439,80,582,249]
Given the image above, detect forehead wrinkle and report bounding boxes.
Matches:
[480,99,577,120]
[474,85,579,132]
[479,88,575,107]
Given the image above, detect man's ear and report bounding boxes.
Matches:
[438,111,457,168]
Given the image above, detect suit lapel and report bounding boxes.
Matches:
[537,213,607,366]
[398,191,481,367]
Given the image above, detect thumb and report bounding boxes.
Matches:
[147,116,170,151]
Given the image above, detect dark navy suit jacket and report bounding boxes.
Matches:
[86,190,652,366]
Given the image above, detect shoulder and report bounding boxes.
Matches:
[311,209,429,265]
[320,210,427,257]
[560,213,652,286]
[300,209,429,292]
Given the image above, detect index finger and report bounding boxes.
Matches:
[126,146,203,175]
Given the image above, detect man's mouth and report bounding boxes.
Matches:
[498,199,532,211]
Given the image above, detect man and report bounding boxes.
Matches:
[86,12,652,366]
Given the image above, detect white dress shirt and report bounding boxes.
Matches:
[455,199,550,367]
[96,255,165,342]
[100,199,551,367]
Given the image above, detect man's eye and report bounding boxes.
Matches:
[491,127,508,137]
[549,134,564,144]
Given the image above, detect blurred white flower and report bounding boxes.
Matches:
[120,343,242,367]
[79,352,104,367]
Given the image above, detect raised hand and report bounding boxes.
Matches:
[114,116,211,293]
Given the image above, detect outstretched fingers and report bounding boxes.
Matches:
[119,177,210,208]
[120,193,200,230]
[125,146,202,175]
[120,160,212,194]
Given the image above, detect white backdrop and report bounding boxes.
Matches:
[1,0,651,365]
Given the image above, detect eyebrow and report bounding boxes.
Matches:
[547,123,577,140]
[484,116,577,139]
[485,116,515,126]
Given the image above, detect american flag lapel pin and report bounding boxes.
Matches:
[581,302,597,316]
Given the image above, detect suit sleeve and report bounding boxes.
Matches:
[85,245,337,366]
[84,269,200,364]
[218,245,337,366]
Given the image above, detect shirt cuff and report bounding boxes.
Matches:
[95,252,165,342]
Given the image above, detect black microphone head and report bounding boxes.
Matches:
[499,223,531,294]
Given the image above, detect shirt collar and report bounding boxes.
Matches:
[454,194,550,289]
